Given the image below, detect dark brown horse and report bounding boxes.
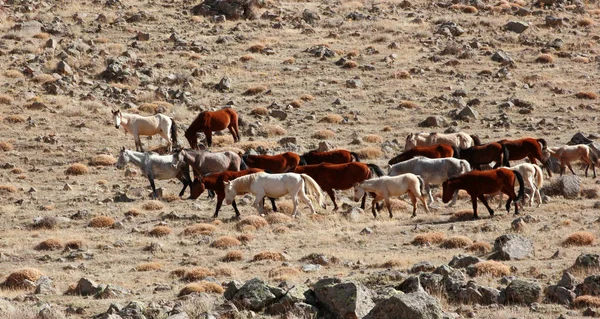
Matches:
[497,138,551,176]
[293,162,385,210]
[299,149,360,165]
[388,144,458,165]
[185,108,240,149]
[242,152,301,173]
[442,168,524,219]
[457,142,510,170]
[189,169,277,218]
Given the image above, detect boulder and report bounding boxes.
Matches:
[542,175,581,199]
[489,234,534,261]
[419,116,447,128]
[191,0,261,20]
[230,278,277,311]
[545,285,575,305]
[572,253,600,270]
[568,132,594,145]
[397,276,425,293]
[456,106,479,121]
[575,275,600,297]
[302,9,320,25]
[70,277,100,296]
[118,301,146,319]
[269,110,287,120]
[504,279,541,305]
[491,51,513,64]
[313,278,374,319]
[34,276,57,295]
[411,261,436,273]
[449,255,482,269]
[504,21,529,33]
[216,76,232,92]
[364,291,443,319]
[558,272,579,289]
[317,141,335,152]
[455,281,500,305]
[95,284,129,299]
[346,78,363,89]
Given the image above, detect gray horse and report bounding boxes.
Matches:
[171,148,246,177]
[388,156,471,205]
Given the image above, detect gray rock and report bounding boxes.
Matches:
[419,273,445,293]
[411,261,436,273]
[545,285,575,305]
[504,21,529,33]
[449,255,482,269]
[436,22,465,37]
[269,110,287,120]
[34,277,57,295]
[265,284,309,316]
[302,264,321,272]
[313,278,374,319]
[96,284,129,299]
[575,275,600,297]
[231,278,276,311]
[419,116,447,128]
[545,16,565,27]
[216,76,232,92]
[542,175,581,199]
[489,234,534,261]
[302,9,320,25]
[192,0,260,20]
[455,281,500,305]
[346,78,363,89]
[365,291,443,319]
[166,313,189,319]
[360,227,373,235]
[568,132,594,146]
[278,137,297,146]
[397,276,425,293]
[457,106,479,121]
[317,141,335,152]
[491,51,513,64]
[558,272,578,289]
[119,301,146,319]
[70,277,99,296]
[504,279,541,305]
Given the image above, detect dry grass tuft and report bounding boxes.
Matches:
[273,225,289,233]
[125,208,142,217]
[363,134,383,143]
[239,225,256,234]
[148,226,172,237]
[170,268,187,278]
[576,91,598,99]
[563,231,596,246]
[578,17,595,27]
[243,86,268,96]
[240,54,254,62]
[467,241,492,254]
[262,125,287,136]
[89,154,116,166]
[35,238,62,251]
[5,70,24,78]
[250,107,269,115]
[214,266,235,277]
[11,168,23,174]
[178,281,224,296]
[535,54,554,63]
[440,236,473,249]
[222,250,243,262]
[392,70,411,79]
[4,115,25,124]
[574,295,600,308]
[183,267,214,281]
[182,223,217,236]
[32,74,56,84]
[313,129,336,140]
[0,185,17,193]
[268,266,300,280]
[252,251,286,262]
[211,236,242,249]
[355,147,383,159]
[236,215,268,231]
[0,142,14,151]
[472,260,511,277]
[450,209,474,221]
[237,233,255,243]
[380,259,405,268]
[0,94,13,105]
[319,114,344,124]
[398,101,419,109]
[283,57,295,64]
[2,268,42,289]
[65,163,89,176]
[142,200,164,211]
[89,216,115,228]
[248,44,265,53]
[33,32,51,39]
[265,213,292,224]
[300,94,315,101]
[342,60,358,68]
[412,232,446,245]
[64,240,85,251]
[288,99,302,108]
[135,262,162,271]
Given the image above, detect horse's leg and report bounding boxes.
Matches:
[298,189,316,215]
[228,125,238,142]
[148,176,158,199]
[566,161,577,176]
[158,130,171,152]
[326,189,337,211]
[407,192,417,218]
[477,195,495,217]
[449,190,459,207]
[418,191,430,213]
[269,198,277,212]
[425,184,434,205]
[470,194,479,220]
[230,200,241,219]
[360,192,367,209]
[204,130,212,147]
[213,195,224,218]
[134,132,144,152]
[371,198,379,218]
[535,186,542,207]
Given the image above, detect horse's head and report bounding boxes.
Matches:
[112,109,122,129]
[115,147,128,169]
[171,149,185,169]
[405,134,417,150]
[188,177,206,200]
[223,181,236,205]
[441,180,453,203]
[352,182,364,202]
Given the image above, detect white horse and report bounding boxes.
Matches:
[353,174,430,218]
[115,148,191,199]
[542,144,599,178]
[405,132,480,150]
[112,109,178,152]
[224,172,325,218]
[387,156,471,205]
[496,163,543,208]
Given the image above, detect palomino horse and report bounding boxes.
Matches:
[112,110,178,152]
[224,172,325,218]
[189,169,277,218]
[299,149,360,165]
[457,142,510,170]
[543,144,599,178]
[388,144,458,165]
[405,132,481,150]
[495,163,543,208]
[115,148,192,199]
[185,108,240,149]
[442,168,524,219]
[242,152,301,173]
[172,148,245,177]
[497,138,551,177]
[388,157,471,205]
[353,174,430,218]
[293,162,385,210]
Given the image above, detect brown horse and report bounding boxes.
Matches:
[293,162,385,210]
[442,168,525,219]
[543,144,599,178]
[299,149,360,165]
[457,142,510,170]
[189,169,277,218]
[388,144,458,165]
[497,138,551,177]
[185,108,240,149]
[242,152,301,173]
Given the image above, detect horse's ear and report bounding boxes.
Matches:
[121,146,125,151]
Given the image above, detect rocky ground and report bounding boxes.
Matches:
[1,0,600,318]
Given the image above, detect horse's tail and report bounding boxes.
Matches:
[240,157,248,170]
[350,152,361,162]
[501,144,510,167]
[367,163,385,177]
[513,170,525,203]
[451,145,460,159]
[170,117,178,149]
[591,147,599,166]
[299,156,308,166]
[416,175,427,198]
[460,160,472,173]
[537,138,548,151]
[300,174,325,208]
[470,134,482,146]
[534,164,544,188]
[241,154,251,168]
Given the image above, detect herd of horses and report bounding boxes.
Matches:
[111,108,600,220]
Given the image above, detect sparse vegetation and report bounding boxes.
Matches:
[268,266,300,280]
[535,54,554,63]
[472,261,511,277]
[183,267,214,281]
[440,236,473,249]
[89,216,115,228]
[142,200,164,211]
[135,262,162,271]
[178,281,224,296]
[243,86,268,96]
[182,223,217,236]
[576,91,598,99]
[236,215,268,230]
[251,107,269,115]
[35,238,62,251]
[89,154,117,166]
[211,236,242,249]
[313,129,336,139]
[319,114,344,124]
[563,231,596,246]
[252,251,286,262]
[148,226,172,237]
[222,250,243,262]
[355,147,383,159]
[2,268,42,289]
[468,241,492,254]
[65,163,89,175]
[412,232,446,245]
[363,134,383,143]
[0,142,14,151]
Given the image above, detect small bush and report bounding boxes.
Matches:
[5,70,24,78]
[574,295,600,308]
[32,216,57,230]
[178,281,224,296]
[250,107,269,115]
[2,268,42,289]
[266,213,292,224]
[240,54,254,62]
[65,163,89,176]
[262,125,287,137]
[0,185,17,193]
[0,142,14,151]
[236,215,268,231]
[273,225,289,233]
[4,115,25,124]
[380,259,404,268]
[288,100,302,108]
[576,91,598,100]
[32,74,56,84]
[11,168,23,174]
[211,236,241,249]
[248,44,265,53]
[392,70,411,79]
[148,226,172,237]
[468,241,492,254]
[363,134,383,143]
[578,17,595,27]
[222,250,243,262]
[214,266,235,277]
[183,267,214,281]
[182,223,216,236]
[64,240,85,250]
[535,54,554,63]
[142,200,164,211]
[472,260,511,277]
[342,60,358,68]
[398,101,418,109]
[563,231,596,247]
[237,233,254,243]
[89,216,115,228]
[135,262,162,271]
[300,94,314,101]
[283,57,295,64]
[268,266,300,280]
[170,268,188,278]
[355,147,383,159]
[89,154,116,166]
[239,225,256,234]
[313,129,336,140]
[243,86,268,96]
[450,210,474,221]
[35,238,62,251]
[252,251,286,262]
[319,114,343,124]
[125,208,142,217]
[0,94,13,105]
[440,236,473,249]
[412,232,446,245]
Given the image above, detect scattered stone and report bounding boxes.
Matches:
[269,110,287,120]
[360,227,373,235]
[489,234,534,261]
[191,0,260,20]
[456,106,479,121]
[365,291,443,319]
[216,76,232,92]
[504,21,529,34]
[575,275,600,297]
[542,175,581,199]
[491,51,513,64]
[411,261,436,273]
[302,264,321,272]
[56,61,72,75]
[545,16,565,27]
[449,255,482,269]
[572,253,600,270]
[34,277,57,295]
[545,285,575,305]
[302,9,320,25]
[230,278,277,311]
[504,279,541,305]
[346,78,363,89]
[317,141,335,152]
[313,278,375,319]
[419,116,447,128]
[436,21,465,37]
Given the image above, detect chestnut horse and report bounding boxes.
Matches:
[456,142,510,170]
[543,144,599,178]
[189,169,277,218]
[242,152,301,173]
[497,138,551,177]
[442,168,524,219]
[299,149,360,165]
[388,144,459,165]
[293,162,385,210]
[185,108,240,149]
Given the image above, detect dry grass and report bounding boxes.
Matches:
[288,99,302,108]
[273,225,289,234]
[319,114,344,124]
[178,281,224,296]
[440,236,473,249]
[214,266,235,277]
[252,251,286,262]
[222,250,243,262]
[125,208,142,217]
[363,134,383,143]
[183,267,214,281]
[0,142,14,151]
[248,44,265,53]
[262,125,287,136]
[11,168,23,174]
[574,295,600,308]
[449,209,474,221]
[148,226,172,237]
[239,225,257,234]
[0,94,13,105]
[265,213,292,224]
[242,86,268,96]
[0,185,17,193]
[33,32,51,39]
[32,74,56,84]
[65,163,89,175]
[355,147,383,159]
[1,268,42,289]
[170,268,188,278]
[578,17,595,27]
[313,129,336,139]
[342,60,358,68]
[472,261,511,277]
[268,266,300,280]
[237,141,277,151]
[211,236,242,249]
[89,154,116,166]
[5,70,24,78]
[379,259,405,268]
[240,54,254,62]
[250,107,269,115]
[135,262,162,271]
[283,57,295,64]
[3,115,25,124]
[35,238,62,251]
[89,216,115,228]
[142,200,164,211]
[392,70,411,79]
[236,215,268,231]
[449,4,478,13]
[563,231,596,246]
[535,54,554,63]
[576,91,598,99]
[468,241,492,254]
[182,223,217,236]
[300,94,315,101]
[237,233,255,243]
[64,240,85,250]
[412,232,446,245]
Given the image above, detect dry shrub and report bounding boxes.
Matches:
[237,233,254,243]
[578,18,595,27]
[252,251,286,262]
[237,141,277,151]
[242,86,267,96]
[468,241,492,254]
[89,216,115,228]
[89,154,116,166]
[300,94,315,101]
[574,295,600,308]
[183,223,217,236]
[64,240,85,250]
[0,185,17,193]
[535,54,554,63]
[283,57,295,64]
[380,259,404,268]
[125,208,142,217]
[214,266,235,277]
[4,115,25,124]
[268,266,300,280]
[211,236,241,249]
[5,70,24,78]
[472,260,511,277]
[170,268,188,278]
[563,231,596,247]
[32,216,57,230]
[270,200,294,215]
[239,225,256,234]
[576,91,598,99]
[313,129,336,140]
[392,70,411,79]
[65,163,88,175]
[356,147,383,159]
[135,262,162,271]
[248,44,265,53]
[32,74,56,84]
[236,215,268,231]
[33,32,50,39]
[251,107,268,115]
[266,213,292,224]
[273,225,289,234]
[319,114,343,124]
[240,54,254,62]
[222,250,243,262]
[161,194,180,203]
[363,134,383,143]
[2,268,42,289]
[288,100,302,108]
[178,281,224,296]
[450,209,474,221]
[262,125,287,136]
[149,226,172,237]
[142,200,164,211]
[573,56,590,63]
[35,238,62,251]
[0,94,13,105]
[11,168,23,174]
[342,60,358,68]
[399,101,418,109]
[440,236,473,249]
[183,267,214,281]
[0,142,14,151]
[412,232,446,245]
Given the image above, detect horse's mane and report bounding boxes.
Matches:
[230,172,262,191]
